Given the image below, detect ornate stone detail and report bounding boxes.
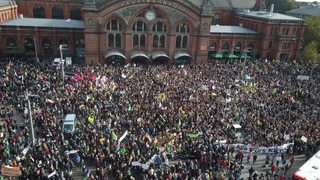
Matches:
[162,6,188,23]
[117,5,144,22]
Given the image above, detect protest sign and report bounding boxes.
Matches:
[1,165,22,177]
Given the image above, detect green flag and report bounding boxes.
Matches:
[86,94,94,101]
[88,116,94,124]
[178,119,182,127]
[188,133,199,138]
[111,131,118,141]
[271,88,277,95]
[120,147,127,155]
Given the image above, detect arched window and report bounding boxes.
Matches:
[75,39,85,57]
[106,19,122,31]
[52,6,64,19]
[132,20,147,48]
[234,42,242,55]
[221,42,229,54]
[24,37,35,52]
[176,23,190,49]
[33,5,45,18]
[176,36,181,48]
[43,38,52,56]
[132,20,147,32]
[247,42,254,56]
[70,7,81,20]
[107,19,123,48]
[108,34,114,47]
[140,35,146,48]
[176,24,189,33]
[6,37,17,50]
[152,22,167,49]
[209,42,217,53]
[115,34,121,48]
[153,22,166,33]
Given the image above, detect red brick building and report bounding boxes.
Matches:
[0,0,306,65]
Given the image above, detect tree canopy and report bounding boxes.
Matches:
[266,0,299,13]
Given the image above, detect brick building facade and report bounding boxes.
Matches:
[0,0,306,65]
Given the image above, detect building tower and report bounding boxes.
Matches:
[254,0,267,11]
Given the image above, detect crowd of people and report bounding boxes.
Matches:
[0,57,319,179]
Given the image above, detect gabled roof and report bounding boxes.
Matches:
[0,18,84,29]
[210,25,258,34]
[287,5,320,16]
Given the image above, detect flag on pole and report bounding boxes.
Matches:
[111,131,118,141]
[118,130,129,145]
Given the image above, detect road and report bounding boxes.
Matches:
[4,106,308,179]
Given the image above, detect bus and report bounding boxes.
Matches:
[293,150,320,180]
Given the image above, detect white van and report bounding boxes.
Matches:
[52,58,61,66]
[62,114,77,133]
[232,124,243,140]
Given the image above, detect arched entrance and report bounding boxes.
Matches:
[174,51,191,65]
[130,51,150,65]
[152,51,169,65]
[105,50,126,66]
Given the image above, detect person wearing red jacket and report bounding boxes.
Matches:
[290,155,295,168]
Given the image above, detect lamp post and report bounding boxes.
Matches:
[59,45,65,85]
[33,36,39,63]
[25,89,38,145]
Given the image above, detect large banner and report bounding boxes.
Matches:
[230,143,294,154]
[1,165,22,177]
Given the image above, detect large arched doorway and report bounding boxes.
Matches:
[42,37,53,57]
[105,50,126,66]
[131,51,150,65]
[152,51,169,65]
[24,37,35,56]
[174,51,191,65]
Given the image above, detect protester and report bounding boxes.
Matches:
[0,57,319,179]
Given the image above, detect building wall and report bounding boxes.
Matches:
[0,3,18,22]
[233,14,305,60]
[0,0,306,64]
[17,0,83,19]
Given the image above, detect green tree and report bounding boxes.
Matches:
[266,0,299,13]
[301,41,320,63]
[304,16,320,46]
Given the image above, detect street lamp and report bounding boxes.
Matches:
[33,36,39,63]
[25,89,38,145]
[59,45,65,85]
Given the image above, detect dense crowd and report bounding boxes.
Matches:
[0,57,319,180]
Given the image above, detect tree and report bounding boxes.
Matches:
[304,16,320,47]
[301,41,320,63]
[266,0,299,13]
